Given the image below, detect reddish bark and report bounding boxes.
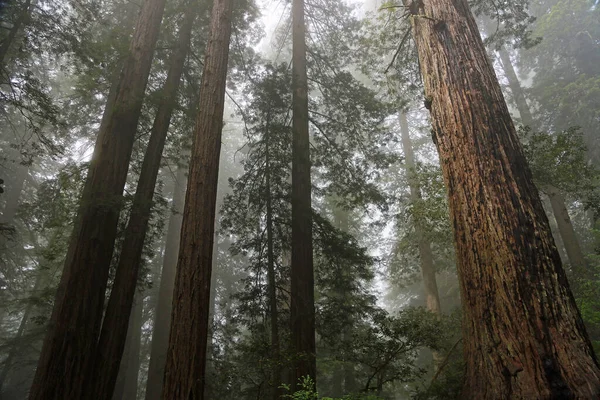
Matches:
[160,0,233,396]
[406,0,600,395]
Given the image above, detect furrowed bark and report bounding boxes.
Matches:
[160,0,233,396]
[291,0,316,390]
[28,0,166,397]
[406,0,600,396]
[86,5,197,398]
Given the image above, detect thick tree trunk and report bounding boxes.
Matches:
[111,292,143,400]
[27,0,166,397]
[399,111,442,367]
[0,0,31,66]
[265,114,281,400]
[290,0,316,390]
[497,52,588,272]
[160,0,232,397]
[86,5,196,399]
[145,165,187,400]
[406,0,600,396]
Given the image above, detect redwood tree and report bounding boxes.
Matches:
[85,3,198,398]
[290,0,316,389]
[160,0,233,396]
[27,0,167,396]
[405,0,600,396]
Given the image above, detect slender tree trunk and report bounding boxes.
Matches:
[145,165,187,400]
[265,113,281,400]
[27,0,166,397]
[545,186,588,269]
[160,0,233,396]
[0,0,31,66]
[406,0,600,396]
[497,49,535,129]
[399,111,442,366]
[86,5,196,398]
[399,112,441,315]
[111,292,143,400]
[0,164,27,226]
[291,0,316,390]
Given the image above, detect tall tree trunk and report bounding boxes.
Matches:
[0,0,31,66]
[290,0,316,390]
[27,0,166,397]
[112,292,144,400]
[406,0,600,396]
[145,165,187,400]
[0,163,27,226]
[86,5,196,398]
[160,0,233,396]
[497,49,535,130]
[265,113,281,400]
[497,51,588,272]
[398,111,442,365]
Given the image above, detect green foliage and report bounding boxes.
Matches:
[281,377,383,400]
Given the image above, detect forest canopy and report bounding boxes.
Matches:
[0,0,599,398]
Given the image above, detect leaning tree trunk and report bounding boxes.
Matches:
[27,0,166,396]
[160,0,233,396]
[406,0,600,396]
[0,0,32,66]
[290,0,316,390]
[398,111,442,366]
[145,164,187,400]
[86,5,197,398]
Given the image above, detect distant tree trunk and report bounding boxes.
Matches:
[112,292,143,400]
[0,163,27,226]
[27,0,166,396]
[145,164,187,400]
[343,357,356,394]
[86,5,196,398]
[407,0,600,396]
[544,186,588,270]
[497,49,535,129]
[291,0,316,390]
[497,52,588,272]
[265,113,281,400]
[399,111,442,365]
[160,0,233,396]
[0,0,32,66]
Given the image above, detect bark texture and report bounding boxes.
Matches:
[160,0,232,396]
[86,6,196,398]
[27,0,166,397]
[145,164,187,400]
[406,0,600,396]
[291,0,316,389]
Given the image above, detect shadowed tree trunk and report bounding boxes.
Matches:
[160,0,233,396]
[27,0,167,396]
[496,51,589,272]
[291,0,316,390]
[86,4,197,398]
[406,0,600,396]
[0,0,31,65]
[145,164,187,400]
[399,111,442,366]
[111,292,143,400]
